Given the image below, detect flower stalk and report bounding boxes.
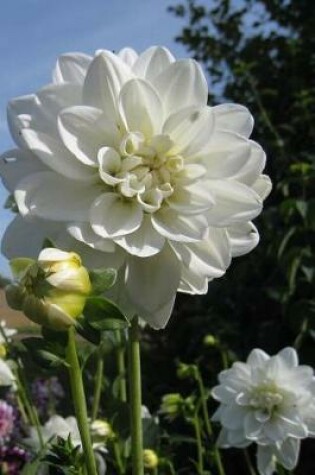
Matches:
[91,348,104,422]
[66,326,98,475]
[128,316,144,475]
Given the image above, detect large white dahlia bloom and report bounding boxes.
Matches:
[212,347,315,475]
[0,46,271,328]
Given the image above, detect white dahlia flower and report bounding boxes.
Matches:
[212,347,315,475]
[0,46,271,328]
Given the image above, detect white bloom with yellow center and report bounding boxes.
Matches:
[212,347,315,475]
[0,46,271,328]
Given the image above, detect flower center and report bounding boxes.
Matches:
[249,383,284,415]
[98,131,188,214]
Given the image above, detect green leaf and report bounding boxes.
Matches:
[22,337,68,368]
[89,268,117,294]
[142,416,160,449]
[84,296,129,331]
[75,316,101,345]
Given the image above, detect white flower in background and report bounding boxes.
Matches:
[0,320,17,343]
[26,415,107,475]
[26,415,82,449]
[6,248,91,330]
[0,359,16,387]
[212,347,315,475]
[0,46,271,328]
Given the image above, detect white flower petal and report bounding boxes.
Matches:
[118,47,138,67]
[21,129,97,181]
[167,181,215,215]
[207,179,263,227]
[163,105,215,157]
[119,78,163,138]
[1,216,64,259]
[152,208,208,242]
[171,227,231,279]
[0,148,47,192]
[15,171,100,221]
[132,46,175,82]
[252,175,272,200]
[67,222,116,252]
[257,445,276,475]
[90,192,143,238]
[212,385,238,404]
[277,347,298,368]
[7,94,46,147]
[36,83,82,135]
[276,438,300,470]
[247,349,270,368]
[233,141,266,185]
[152,59,208,115]
[125,245,180,327]
[213,103,254,138]
[58,106,119,166]
[221,405,247,430]
[53,52,92,84]
[197,130,253,176]
[114,214,165,257]
[83,50,133,121]
[178,266,209,294]
[244,412,263,440]
[227,222,260,257]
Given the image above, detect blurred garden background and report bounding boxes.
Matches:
[0,1,314,474]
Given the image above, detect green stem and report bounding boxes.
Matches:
[195,368,225,475]
[91,351,104,421]
[115,330,127,402]
[128,316,144,475]
[113,440,125,475]
[193,413,204,474]
[16,359,44,448]
[244,449,257,475]
[66,326,98,475]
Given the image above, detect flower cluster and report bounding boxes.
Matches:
[212,347,315,475]
[0,400,15,443]
[0,46,271,328]
[6,248,91,330]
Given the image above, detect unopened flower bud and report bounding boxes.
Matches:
[143,449,159,469]
[176,362,197,380]
[7,248,91,331]
[160,393,184,420]
[203,334,219,347]
[91,419,114,441]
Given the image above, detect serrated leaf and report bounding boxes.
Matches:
[89,268,117,294]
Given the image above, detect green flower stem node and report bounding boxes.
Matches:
[66,326,98,475]
[128,316,144,475]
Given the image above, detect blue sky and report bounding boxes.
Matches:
[0,0,187,276]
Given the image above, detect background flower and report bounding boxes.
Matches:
[0,400,15,443]
[212,347,315,475]
[0,46,271,328]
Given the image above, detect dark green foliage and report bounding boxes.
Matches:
[139,1,315,473]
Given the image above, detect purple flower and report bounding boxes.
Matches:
[0,400,14,443]
[0,446,28,475]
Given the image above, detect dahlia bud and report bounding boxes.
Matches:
[160,393,184,420]
[143,449,159,469]
[91,419,114,441]
[6,248,91,331]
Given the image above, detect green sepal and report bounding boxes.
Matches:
[84,296,129,331]
[10,258,35,279]
[89,267,117,294]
